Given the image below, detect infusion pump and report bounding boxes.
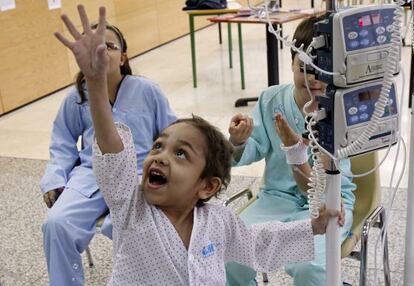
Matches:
[316,79,399,157]
[314,4,400,87]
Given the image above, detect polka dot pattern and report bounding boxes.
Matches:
[92,123,315,285]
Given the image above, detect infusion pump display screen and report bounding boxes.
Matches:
[358,13,382,27]
[343,84,397,126]
[342,8,394,51]
[358,89,380,101]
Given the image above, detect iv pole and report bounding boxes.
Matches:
[324,3,341,286]
[325,165,342,286]
[322,1,414,285]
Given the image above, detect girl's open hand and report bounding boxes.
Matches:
[54,5,108,79]
[229,114,253,146]
[274,113,301,146]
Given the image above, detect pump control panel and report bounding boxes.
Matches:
[314,4,400,87]
[317,79,399,157]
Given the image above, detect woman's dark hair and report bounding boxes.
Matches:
[290,14,326,62]
[75,24,132,104]
[170,115,234,207]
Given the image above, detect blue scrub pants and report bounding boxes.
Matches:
[42,187,112,286]
[225,191,353,286]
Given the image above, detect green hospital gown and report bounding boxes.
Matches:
[226,84,356,286]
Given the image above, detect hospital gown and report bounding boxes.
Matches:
[93,123,316,286]
[226,84,356,286]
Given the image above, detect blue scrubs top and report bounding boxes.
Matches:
[40,75,177,197]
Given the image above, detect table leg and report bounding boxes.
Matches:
[238,23,245,90]
[228,23,233,68]
[279,0,283,49]
[267,23,279,86]
[189,15,197,88]
[279,24,283,49]
[234,24,280,107]
[218,22,222,44]
[409,48,414,108]
[266,24,279,86]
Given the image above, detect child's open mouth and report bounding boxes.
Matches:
[147,168,168,188]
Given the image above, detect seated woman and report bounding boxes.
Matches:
[40,19,176,286]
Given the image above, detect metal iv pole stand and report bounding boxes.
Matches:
[325,163,342,286]
[324,1,342,286]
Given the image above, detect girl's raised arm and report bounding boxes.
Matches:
[54,5,123,154]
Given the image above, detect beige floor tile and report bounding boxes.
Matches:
[0,129,50,160]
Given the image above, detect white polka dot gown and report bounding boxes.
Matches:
[93,123,315,285]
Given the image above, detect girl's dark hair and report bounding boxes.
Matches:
[75,24,133,104]
[290,14,326,62]
[170,115,234,206]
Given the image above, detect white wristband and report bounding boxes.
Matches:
[229,139,247,151]
[280,138,308,165]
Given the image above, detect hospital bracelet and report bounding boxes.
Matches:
[280,138,308,165]
[229,140,247,151]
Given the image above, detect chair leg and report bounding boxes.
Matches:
[360,221,370,286]
[380,210,391,286]
[85,246,94,267]
[360,207,392,286]
[262,272,269,283]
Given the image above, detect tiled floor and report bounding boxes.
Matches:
[0,0,413,285]
[0,156,408,286]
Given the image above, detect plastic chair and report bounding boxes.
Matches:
[224,152,390,285]
[342,152,390,286]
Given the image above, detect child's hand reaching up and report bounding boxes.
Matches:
[229,114,253,146]
[54,5,108,80]
[54,5,123,154]
[311,204,345,235]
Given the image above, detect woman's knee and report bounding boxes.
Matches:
[42,207,71,237]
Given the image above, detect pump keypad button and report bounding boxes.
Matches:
[348,31,358,40]
[377,35,387,44]
[348,107,358,115]
[375,26,385,35]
